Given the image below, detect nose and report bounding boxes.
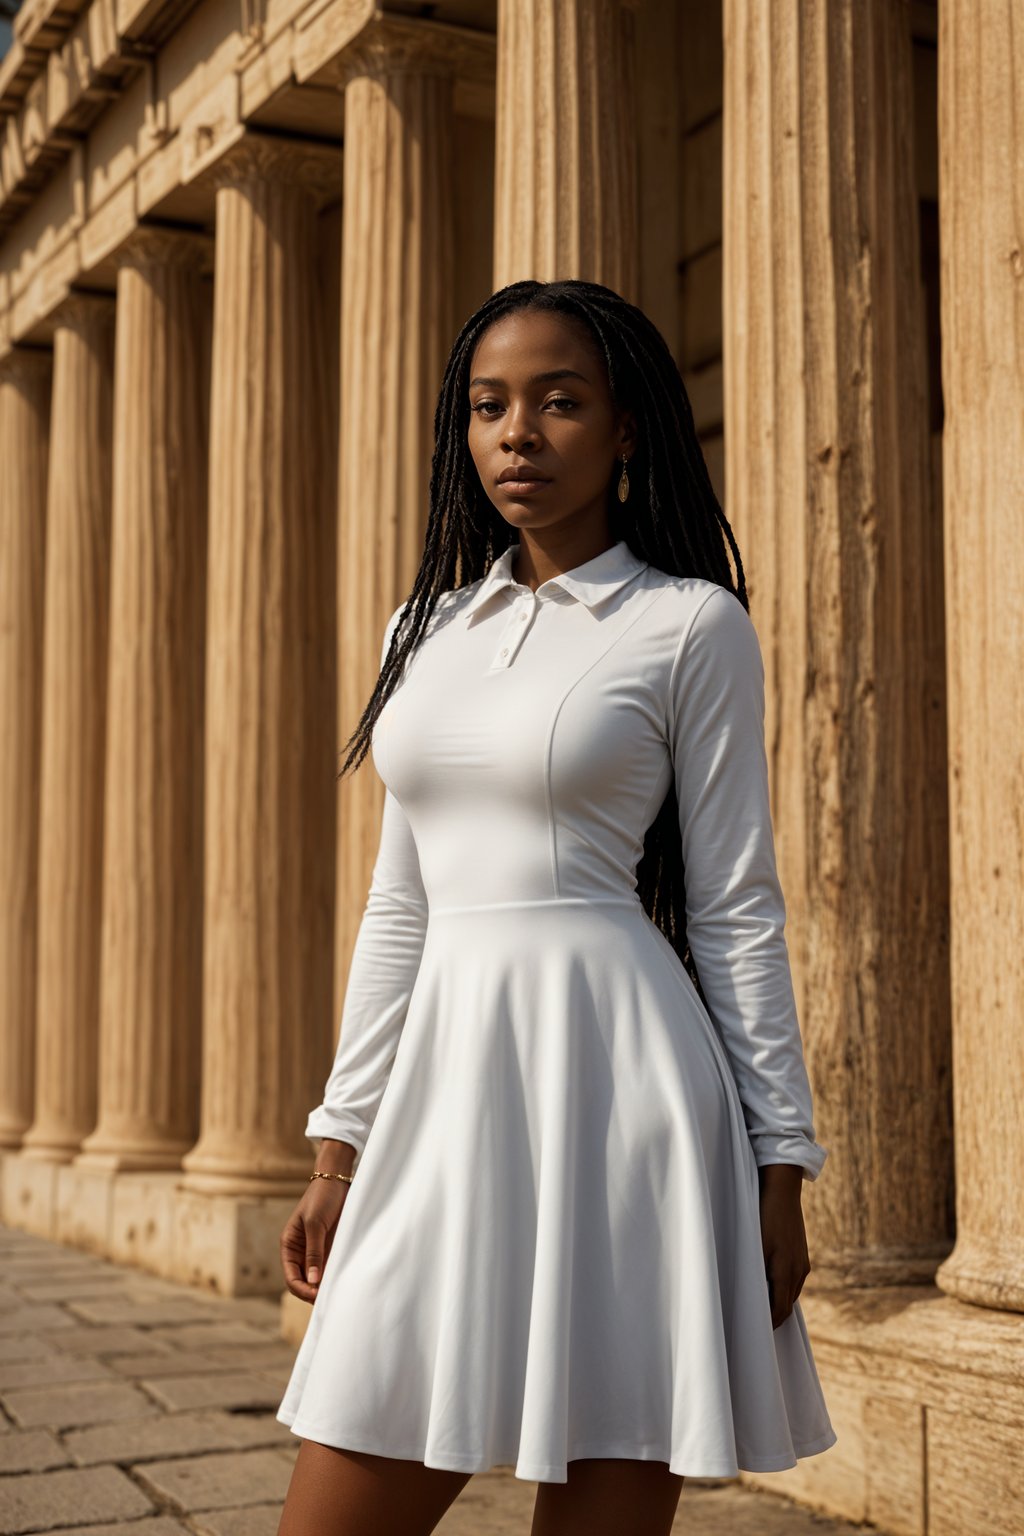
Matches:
[501,400,540,449]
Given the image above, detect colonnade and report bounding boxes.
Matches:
[0,0,1020,1329]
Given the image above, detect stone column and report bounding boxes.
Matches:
[332,28,456,1034]
[934,1,1024,1313]
[76,228,212,1172]
[722,0,953,1285]
[0,348,52,1148]
[178,137,340,1197]
[20,294,116,1163]
[493,0,640,293]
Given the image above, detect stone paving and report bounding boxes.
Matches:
[0,1222,877,1535]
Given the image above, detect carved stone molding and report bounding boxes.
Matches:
[202,133,343,207]
[114,226,215,276]
[337,16,495,85]
[0,346,52,386]
[299,9,496,92]
[50,291,117,334]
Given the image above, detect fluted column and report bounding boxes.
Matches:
[179,136,340,1196]
[76,228,212,1173]
[722,0,953,1285]
[21,294,116,1163]
[934,1,1024,1313]
[0,348,52,1147]
[333,32,455,1042]
[494,0,639,293]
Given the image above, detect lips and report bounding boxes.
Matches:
[497,466,551,484]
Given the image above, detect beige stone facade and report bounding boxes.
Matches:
[0,0,1020,1530]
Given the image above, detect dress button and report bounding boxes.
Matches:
[518,611,527,622]
[500,647,509,658]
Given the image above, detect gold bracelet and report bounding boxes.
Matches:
[309,1169,354,1184]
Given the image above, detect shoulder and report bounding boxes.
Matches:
[640,568,755,650]
[636,571,764,720]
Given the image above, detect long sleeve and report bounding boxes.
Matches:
[305,604,429,1159]
[667,584,828,1181]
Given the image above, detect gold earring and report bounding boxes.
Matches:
[617,453,630,503]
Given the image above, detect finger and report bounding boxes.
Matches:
[305,1224,326,1287]
[280,1221,320,1302]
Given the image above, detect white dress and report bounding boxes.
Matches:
[275,537,837,1482]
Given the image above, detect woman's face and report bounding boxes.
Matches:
[466,308,636,539]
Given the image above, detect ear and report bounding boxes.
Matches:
[616,408,638,459]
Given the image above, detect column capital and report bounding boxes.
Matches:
[114,225,214,277]
[50,291,116,334]
[0,345,52,386]
[202,132,342,206]
[303,9,494,91]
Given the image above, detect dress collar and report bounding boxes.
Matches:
[463,539,648,621]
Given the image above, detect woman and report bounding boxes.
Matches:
[275,278,836,1536]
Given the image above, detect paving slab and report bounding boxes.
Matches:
[0,1354,116,1391]
[7,1276,173,1305]
[0,1428,71,1474]
[48,1327,177,1358]
[0,1305,77,1334]
[674,1484,871,1534]
[130,1446,296,1513]
[189,1504,285,1536]
[65,1409,295,1467]
[41,1523,191,1536]
[136,1371,284,1414]
[2,1379,161,1430]
[65,1297,231,1328]
[178,1297,282,1327]
[106,1344,296,1380]
[142,1321,280,1350]
[208,1343,297,1371]
[0,1334,60,1364]
[0,1463,154,1533]
[0,1261,125,1283]
[104,1351,256,1380]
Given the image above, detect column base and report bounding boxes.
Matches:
[935,1232,1024,1313]
[810,1239,955,1290]
[1,1148,61,1237]
[75,1135,196,1174]
[742,1283,1024,1536]
[0,1150,297,1296]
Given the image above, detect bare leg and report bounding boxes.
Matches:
[276,1438,474,1536]
[530,1457,684,1536]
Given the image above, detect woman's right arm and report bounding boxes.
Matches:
[305,600,428,1164]
[281,603,427,1300]
[304,781,429,1161]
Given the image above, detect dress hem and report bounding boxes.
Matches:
[276,1408,838,1484]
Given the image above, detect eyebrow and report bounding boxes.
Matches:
[468,368,591,388]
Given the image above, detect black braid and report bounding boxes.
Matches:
[337,277,748,990]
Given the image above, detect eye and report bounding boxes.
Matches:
[469,397,578,416]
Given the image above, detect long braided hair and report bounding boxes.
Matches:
[338,277,747,987]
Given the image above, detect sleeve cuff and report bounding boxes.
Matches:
[749,1133,829,1182]
[305,1106,369,1160]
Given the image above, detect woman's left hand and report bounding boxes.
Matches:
[757,1163,811,1328]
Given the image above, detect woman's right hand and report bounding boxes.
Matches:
[280,1175,351,1304]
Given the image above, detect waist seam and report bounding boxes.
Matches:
[428,897,643,915]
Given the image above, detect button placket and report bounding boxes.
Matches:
[492,592,536,668]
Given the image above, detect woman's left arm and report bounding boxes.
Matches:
[667,584,827,1323]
